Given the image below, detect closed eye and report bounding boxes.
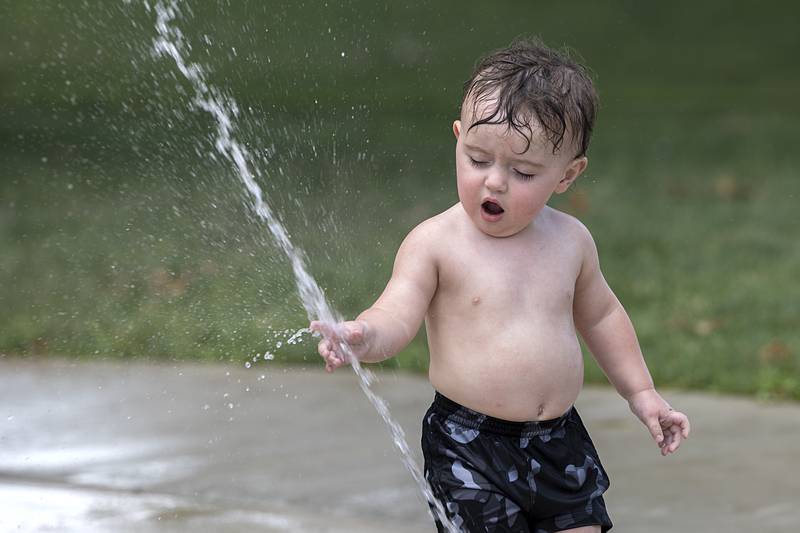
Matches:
[514,169,536,180]
[468,157,490,167]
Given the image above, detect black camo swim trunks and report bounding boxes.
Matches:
[422,392,613,533]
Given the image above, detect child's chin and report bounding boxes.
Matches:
[477,220,521,238]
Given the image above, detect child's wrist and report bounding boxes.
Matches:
[624,386,657,403]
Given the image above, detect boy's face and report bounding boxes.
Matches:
[454,102,587,238]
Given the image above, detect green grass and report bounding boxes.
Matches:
[1,0,799,400]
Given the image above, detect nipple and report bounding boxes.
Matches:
[471,296,481,305]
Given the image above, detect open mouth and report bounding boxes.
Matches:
[481,200,504,216]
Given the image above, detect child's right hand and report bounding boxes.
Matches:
[309,320,370,373]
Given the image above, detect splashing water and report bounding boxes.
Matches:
[150,1,459,531]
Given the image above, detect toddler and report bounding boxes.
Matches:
[311,38,690,533]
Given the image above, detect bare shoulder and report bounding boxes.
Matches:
[401,204,461,250]
[394,205,460,268]
[542,206,595,251]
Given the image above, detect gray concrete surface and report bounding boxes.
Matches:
[0,358,798,532]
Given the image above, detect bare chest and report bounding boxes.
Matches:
[434,236,581,318]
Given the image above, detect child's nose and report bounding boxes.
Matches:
[484,169,508,193]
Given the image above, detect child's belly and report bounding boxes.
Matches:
[426,317,584,422]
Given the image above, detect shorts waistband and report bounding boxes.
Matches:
[432,391,573,437]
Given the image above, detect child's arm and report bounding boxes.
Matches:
[572,224,690,456]
[310,223,438,372]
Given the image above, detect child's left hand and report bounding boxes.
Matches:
[627,388,691,456]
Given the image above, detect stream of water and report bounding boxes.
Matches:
[150,1,458,530]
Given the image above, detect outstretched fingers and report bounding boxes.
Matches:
[311,321,345,372]
[646,418,665,447]
[310,320,338,341]
[316,337,340,372]
[668,424,683,454]
[677,412,691,439]
[657,411,690,456]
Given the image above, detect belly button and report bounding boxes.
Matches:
[472,297,480,305]
[537,405,545,417]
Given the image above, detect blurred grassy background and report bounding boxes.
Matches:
[1,1,798,399]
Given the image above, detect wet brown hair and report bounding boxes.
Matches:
[462,38,598,157]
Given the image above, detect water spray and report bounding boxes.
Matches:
[150,1,459,530]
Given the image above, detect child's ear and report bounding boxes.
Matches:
[452,120,461,139]
[555,156,588,194]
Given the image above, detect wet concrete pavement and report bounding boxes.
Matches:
[1,358,798,532]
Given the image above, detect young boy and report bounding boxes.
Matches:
[311,39,690,533]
